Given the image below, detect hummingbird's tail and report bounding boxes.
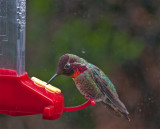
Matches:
[101,101,130,121]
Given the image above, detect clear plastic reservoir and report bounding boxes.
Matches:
[0,0,26,76]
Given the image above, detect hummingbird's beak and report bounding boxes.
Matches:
[47,73,59,85]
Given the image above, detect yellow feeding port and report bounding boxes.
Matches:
[31,77,61,93]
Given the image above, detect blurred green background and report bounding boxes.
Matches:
[1,0,160,129]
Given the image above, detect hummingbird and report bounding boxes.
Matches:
[47,54,130,120]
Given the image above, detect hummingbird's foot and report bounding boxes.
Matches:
[84,96,89,100]
[85,95,93,100]
[84,95,96,105]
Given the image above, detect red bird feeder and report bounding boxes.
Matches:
[0,0,95,120]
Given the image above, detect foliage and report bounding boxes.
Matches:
[24,0,160,129]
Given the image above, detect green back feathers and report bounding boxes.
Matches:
[88,63,118,95]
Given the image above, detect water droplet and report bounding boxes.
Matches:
[73,12,77,16]
[148,21,151,25]
[81,48,86,54]
[139,108,142,112]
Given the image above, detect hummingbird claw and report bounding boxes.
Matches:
[84,95,96,105]
[85,96,90,100]
[85,95,93,100]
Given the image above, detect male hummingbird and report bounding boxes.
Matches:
[47,54,130,120]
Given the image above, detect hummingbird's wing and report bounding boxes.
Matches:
[89,67,129,116]
[87,63,118,96]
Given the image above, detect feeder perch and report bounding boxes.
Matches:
[0,0,95,120]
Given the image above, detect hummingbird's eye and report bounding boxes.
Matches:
[64,63,70,69]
